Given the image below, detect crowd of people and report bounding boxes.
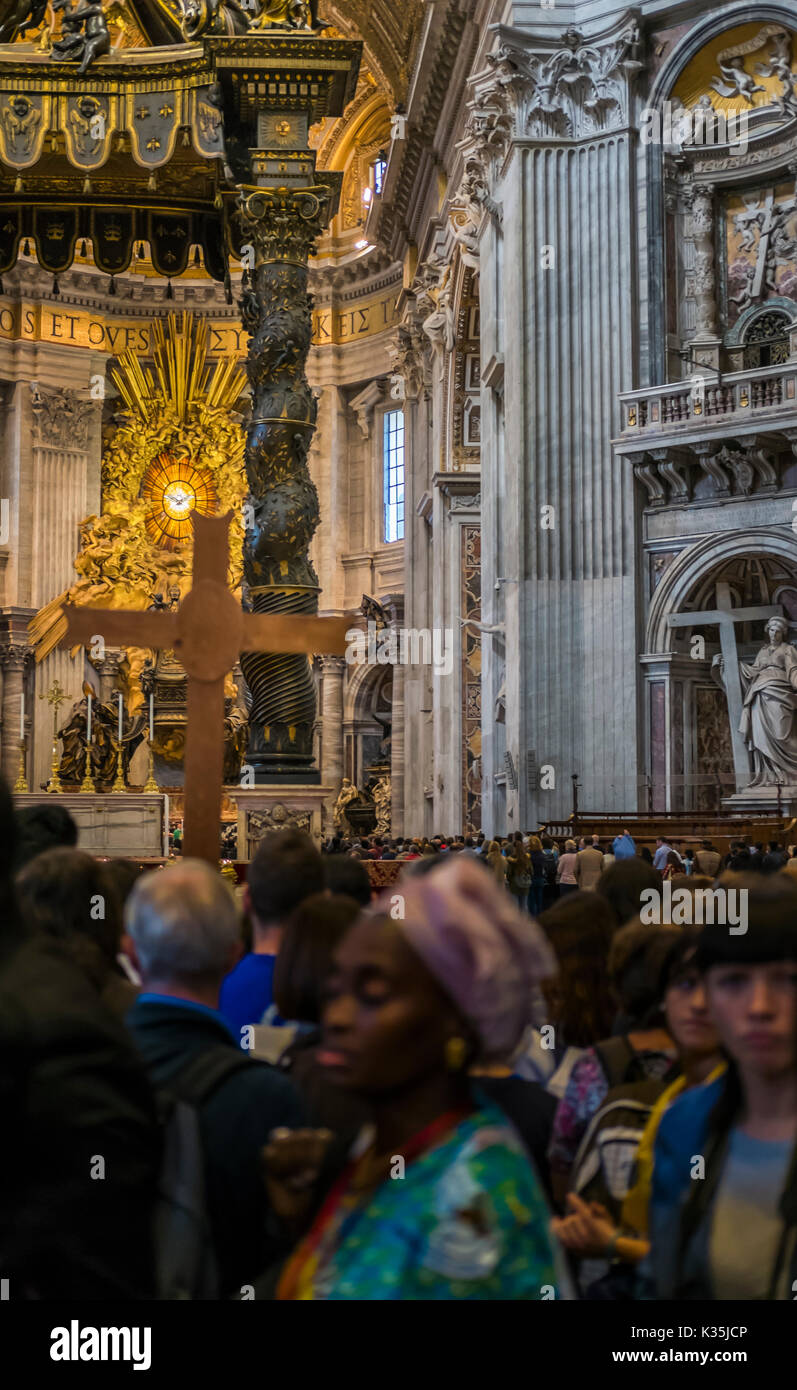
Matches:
[2,782,796,1301]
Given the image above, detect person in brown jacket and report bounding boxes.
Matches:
[574,840,604,891]
[694,839,721,877]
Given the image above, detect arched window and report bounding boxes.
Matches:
[743,310,791,369]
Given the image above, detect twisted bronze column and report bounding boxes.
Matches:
[238,186,332,778]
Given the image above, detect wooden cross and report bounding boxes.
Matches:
[60,511,351,865]
[668,582,781,786]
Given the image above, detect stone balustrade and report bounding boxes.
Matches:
[617,362,797,441]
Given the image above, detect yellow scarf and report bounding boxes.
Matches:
[621,1064,726,1236]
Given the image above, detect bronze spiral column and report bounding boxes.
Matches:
[238,186,332,778]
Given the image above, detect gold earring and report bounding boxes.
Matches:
[445,1036,467,1071]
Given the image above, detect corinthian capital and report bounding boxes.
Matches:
[482,14,645,142]
[31,387,96,451]
[238,185,334,265]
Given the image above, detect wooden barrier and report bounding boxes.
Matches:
[538,813,796,858]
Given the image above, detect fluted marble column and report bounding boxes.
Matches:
[0,642,29,784]
[389,622,405,836]
[481,19,643,823]
[319,654,346,803]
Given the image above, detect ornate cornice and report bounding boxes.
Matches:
[370,2,470,260]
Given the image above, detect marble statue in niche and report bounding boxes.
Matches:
[717,615,797,786]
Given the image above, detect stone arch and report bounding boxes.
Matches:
[643,528,797,809]
[726,297,797,347]
[646,527,797,655]
[648,5,797,111]
[342,654,393,787]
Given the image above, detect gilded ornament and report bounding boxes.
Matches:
[29,312,248,718]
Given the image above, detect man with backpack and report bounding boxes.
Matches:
[125,860,307,1299]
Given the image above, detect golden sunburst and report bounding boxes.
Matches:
[141,452,218,548]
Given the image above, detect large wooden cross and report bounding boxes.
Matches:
[60,511,350,864]
[668,581,781,786]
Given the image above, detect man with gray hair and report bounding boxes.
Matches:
[125,860,306,1296]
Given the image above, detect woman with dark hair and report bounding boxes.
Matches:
[272,893,370,1151]
[16,847,137,1019]
[514,891,616,1095]
[552,928,724,1281]
[640,875,797,1298]
[596,857,661,929]
[526,835,547,916]
[264,857,561,1300]
[661,850,682,882]
[506,840,532,910]
[547,922,679,1204]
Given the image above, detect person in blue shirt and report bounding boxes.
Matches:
[612,829,636,860]
[219,828,324,1042]
[124,858,306,1295]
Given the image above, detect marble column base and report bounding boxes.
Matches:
[722,785,797,817]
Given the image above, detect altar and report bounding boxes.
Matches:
[12,792,169,859]
[230,786,334,859]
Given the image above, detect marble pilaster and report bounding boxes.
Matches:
[479,18,643,824]
[0,639,30,785]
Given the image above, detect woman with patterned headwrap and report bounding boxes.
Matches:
[266,856,562,1300]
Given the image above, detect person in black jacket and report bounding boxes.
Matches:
[124,858,307,1297]
[0,776,160,1299]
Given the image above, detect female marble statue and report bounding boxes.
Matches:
[738,616,797,786]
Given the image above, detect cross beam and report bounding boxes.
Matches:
[60,511,350,864]
[669,582,781,785]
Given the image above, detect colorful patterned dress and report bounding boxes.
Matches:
[277,1105,558,1300]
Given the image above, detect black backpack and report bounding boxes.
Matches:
[568,1077,666,1224]
[542,851,558,887]
[153,1048,256,1301]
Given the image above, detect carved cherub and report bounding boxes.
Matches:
[0,0,48,43]
[50,0,110,77]
[178,0,249,40]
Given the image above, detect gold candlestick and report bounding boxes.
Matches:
[40,679,71,794]
[79,745,96,794]
[143,744,159,793]
[46,740,62,793]
[13,739,28,793]
[111,743,126,793]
